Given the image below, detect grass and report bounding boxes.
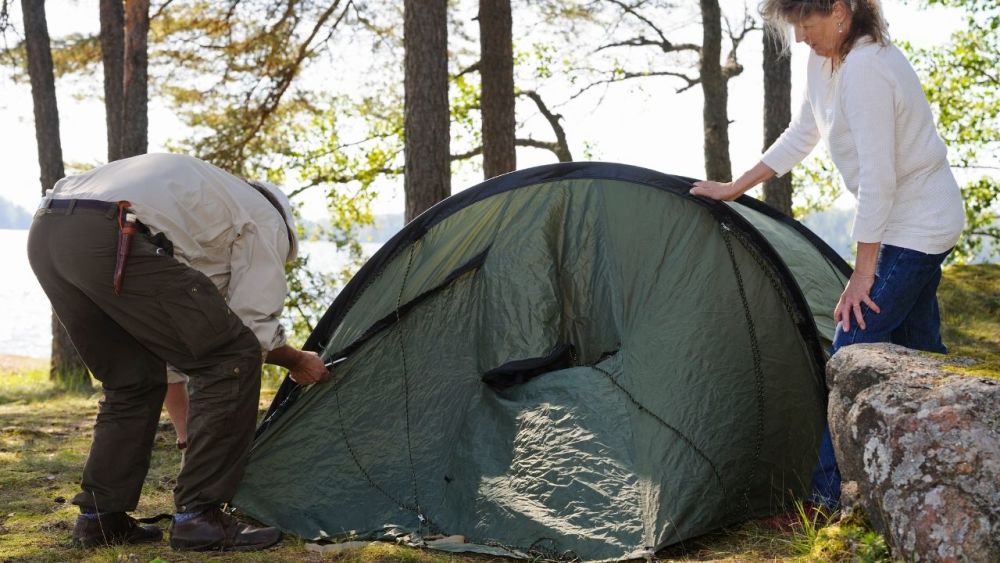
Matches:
[2,264,995,562]
[780,504,890,563]
[0,360,516,563]
[938,263,1000,378]
[0,358,810,562]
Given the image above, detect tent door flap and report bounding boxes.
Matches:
[481,343,575,390]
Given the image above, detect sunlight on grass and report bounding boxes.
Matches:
[0,358,59,404]
[657,521,800,561]
[939,264,1000,378]
[782,503,891,563]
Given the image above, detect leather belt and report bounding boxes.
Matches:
[44,199,118,214]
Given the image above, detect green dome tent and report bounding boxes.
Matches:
[234,162,851,560]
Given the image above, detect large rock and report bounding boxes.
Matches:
[827,343,999,562]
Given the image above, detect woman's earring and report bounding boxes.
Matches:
[838,22,843,34]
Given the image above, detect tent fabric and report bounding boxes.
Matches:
[234,163,851,561]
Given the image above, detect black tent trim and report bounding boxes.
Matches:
[258,162,851,436]
[331,247,489,366]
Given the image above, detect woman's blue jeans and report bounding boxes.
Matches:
[810,244,951,508]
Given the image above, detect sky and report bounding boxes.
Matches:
[0,0,965,221]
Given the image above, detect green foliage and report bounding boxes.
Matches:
[2,0,403,341]
[1,33,102,87]
[902,0,1000,262]
[955,174,1000,262]
[792,152,843,218]
[784,504,892,562]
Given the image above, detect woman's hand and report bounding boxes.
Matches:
[835,274,881,332]
[689,162,776,202]
[689,180,743,201]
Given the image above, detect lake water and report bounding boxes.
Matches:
[0,228,378,359]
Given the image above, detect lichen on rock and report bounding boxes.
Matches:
[828,343,999,562]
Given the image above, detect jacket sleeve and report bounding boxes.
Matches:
[226,220,290,353]
[842,55,898,244]
[761,88,821,177]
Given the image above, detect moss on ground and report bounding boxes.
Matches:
[938,263,1000,379]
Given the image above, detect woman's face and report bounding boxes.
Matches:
[792,5,849,58]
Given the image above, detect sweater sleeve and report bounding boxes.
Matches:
[761,88,820,176]
[842,55,898,244]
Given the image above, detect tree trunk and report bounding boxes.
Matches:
[699,0,732,182]
[403,0,450,223]
[99,0,125,161]
[762,34,793,216]
[21,0,90,388]
[121,0,149,157]
[479,0,515,179]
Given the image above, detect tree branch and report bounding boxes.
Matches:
[595,35,700,54]
[596,0,700,55]
[515,137,564,155]
[606,0,670,46]
[450,145,482,161]
[450,138,571,163]
[721,6,758,81]
[0,0,13,34]
[287,161,404,199]
[150,0,175,21]
[519,89,572,161]
[453,60,480,79]
[967,231,999,239]
[568,68,700,101]
[204,0,351,169]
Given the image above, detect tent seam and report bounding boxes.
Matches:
[721,225,767,520]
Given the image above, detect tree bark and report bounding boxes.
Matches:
[479,0,516,179]
[21,0,90,387]
[403,0,451,223]
[762,34,793,216]
[699,0,732,182]
[121,0,149,157]
[99,0,125,161]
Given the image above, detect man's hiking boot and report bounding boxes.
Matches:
[72,512,163,548]
[169,507,282,551]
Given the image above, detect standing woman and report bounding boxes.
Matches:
[690,0,965,508]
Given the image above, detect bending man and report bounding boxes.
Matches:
[27,152,329,551]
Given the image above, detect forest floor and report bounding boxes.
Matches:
[1,264,996,562]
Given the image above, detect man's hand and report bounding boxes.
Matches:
[835,274,881,332]
[287,350,330,385]
[265,345,331,385]
[689,180,743,201]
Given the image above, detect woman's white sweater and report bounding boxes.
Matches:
[762,40,964,255]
